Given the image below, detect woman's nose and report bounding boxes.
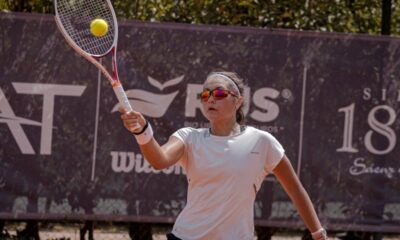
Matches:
[207,95,216,103]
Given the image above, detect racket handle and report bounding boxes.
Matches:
[113,84,140,131]
[113,84,132,111]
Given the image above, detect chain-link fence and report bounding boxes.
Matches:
[1,221,400,240]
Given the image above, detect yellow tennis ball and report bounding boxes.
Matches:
[90,18,109,37]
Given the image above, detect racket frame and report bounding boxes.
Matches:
[54,0,134,114]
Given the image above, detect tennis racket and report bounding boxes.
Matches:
[54,0,139,130]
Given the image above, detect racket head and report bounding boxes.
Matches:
[54,0,118,57]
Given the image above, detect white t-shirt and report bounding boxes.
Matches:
[171,126,285,240]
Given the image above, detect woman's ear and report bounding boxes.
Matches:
[236,96,244,110]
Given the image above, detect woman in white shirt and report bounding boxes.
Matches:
[120,71,328,240]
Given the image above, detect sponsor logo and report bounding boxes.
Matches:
[185,84,291,123]
[0,83,86,154]
[349,157,397,179]
[1,76,291,155]
[110,151,184,175]
[111,75,292,124]
[111,76,183,117]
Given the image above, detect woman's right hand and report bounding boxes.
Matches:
[119,107,147,133]
[119,108,184,170]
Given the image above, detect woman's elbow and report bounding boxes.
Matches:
[152,163,165,171]
[151,160,174,170]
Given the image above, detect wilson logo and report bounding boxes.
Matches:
[110,151,184,175]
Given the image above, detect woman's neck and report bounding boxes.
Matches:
[209,119,240,136]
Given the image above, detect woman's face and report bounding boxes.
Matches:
[201,76,243,124]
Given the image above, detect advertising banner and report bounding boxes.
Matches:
[0,12,399,232]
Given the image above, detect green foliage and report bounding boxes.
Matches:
[0,0,53,13]
[0,0,399,35]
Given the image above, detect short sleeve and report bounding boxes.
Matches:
[171,127,194,146]
[171,127,195,169]
[263,132,285,173]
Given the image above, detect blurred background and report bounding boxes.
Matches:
[1,1,400,240]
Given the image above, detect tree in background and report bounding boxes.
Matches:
[0,0,398,35]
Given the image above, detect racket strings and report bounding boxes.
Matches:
[56,0,115,56]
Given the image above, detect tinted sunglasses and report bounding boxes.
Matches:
[199,89,238,102]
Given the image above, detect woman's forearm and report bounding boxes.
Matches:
[273,156,326,239]
[139,138,171,170]
[287,184,322,232]
[120,110,184,170]
[138,136,184,170]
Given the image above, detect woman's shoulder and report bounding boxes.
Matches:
[176,127,208,134]
[245,126,278,140]
[173,127,208,140]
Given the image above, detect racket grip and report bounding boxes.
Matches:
[113,84,133,112]
[113,84,140,131]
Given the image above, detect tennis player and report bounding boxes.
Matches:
[120,71,328,240]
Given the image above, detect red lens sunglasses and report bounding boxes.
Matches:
[199,89,238,102]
